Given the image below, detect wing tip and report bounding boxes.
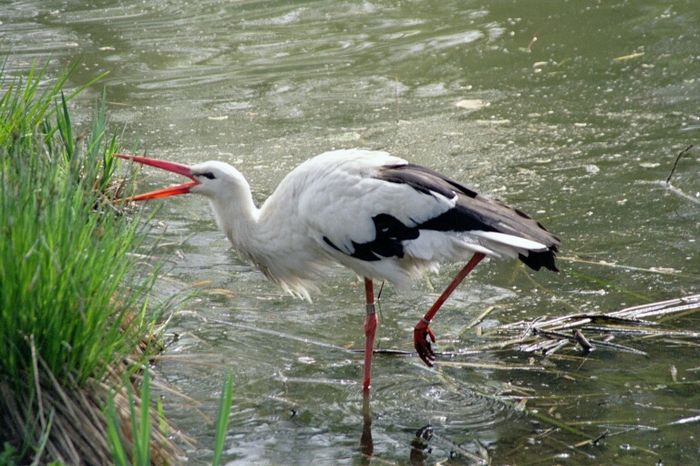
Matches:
[519,243,559,272]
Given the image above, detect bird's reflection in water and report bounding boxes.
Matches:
[358,399,488,464]
[359,392,373,463]
[358,392,433,466]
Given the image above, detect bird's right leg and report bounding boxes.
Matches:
[363,278,378,392]
[414,252,486,366]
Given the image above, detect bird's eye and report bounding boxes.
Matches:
[197,172,216,180]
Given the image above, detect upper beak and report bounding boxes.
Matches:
[116,154,199,201]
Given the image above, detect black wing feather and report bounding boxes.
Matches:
[376,164,560,272]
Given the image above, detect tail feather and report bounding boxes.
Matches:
[470,230,559,272]
[470,230,548,251]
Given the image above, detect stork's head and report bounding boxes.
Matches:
[116,154,246,201]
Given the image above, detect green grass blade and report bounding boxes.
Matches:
[212,373,234,466]
[138,371,152,466]
[56,91,75,163]
[105,393,129,466]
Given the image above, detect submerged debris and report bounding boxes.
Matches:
[410,424,489,465]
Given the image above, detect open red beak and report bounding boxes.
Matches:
[116,154,199,201]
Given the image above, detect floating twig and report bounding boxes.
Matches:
[573,329,594,353]
[666,414,700,427]
[438,361,546,372]
[543,339,570,357]
[531,328,648,356]
[527,34,538,53]
[609,294,700,319]
[558,255,682,276]
[613,52,645,62]
[665,144,694,184]
[465,305,496,330]
[573,429,609,448]
[660,144,700,205]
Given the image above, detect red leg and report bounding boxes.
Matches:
[414,252,486,366]
[363,278,378,392]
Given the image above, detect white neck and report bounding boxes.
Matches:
[208,182,262,257]
[201,168,327,300]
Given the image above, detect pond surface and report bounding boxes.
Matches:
[4,0,700,464]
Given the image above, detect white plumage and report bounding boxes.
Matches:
[181,150,554,297]
[118,148,560,389]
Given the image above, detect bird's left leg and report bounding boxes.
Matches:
[363,278,378,392]
[414,252,486,366]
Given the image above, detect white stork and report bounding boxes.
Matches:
[117,149,559,391]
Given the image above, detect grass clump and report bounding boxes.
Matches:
[0,63,176,464]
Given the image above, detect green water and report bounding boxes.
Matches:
[3,0,699,464]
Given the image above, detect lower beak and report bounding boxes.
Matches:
[116,154,199,201]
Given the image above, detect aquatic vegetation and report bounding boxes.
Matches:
[0,63,171,463]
